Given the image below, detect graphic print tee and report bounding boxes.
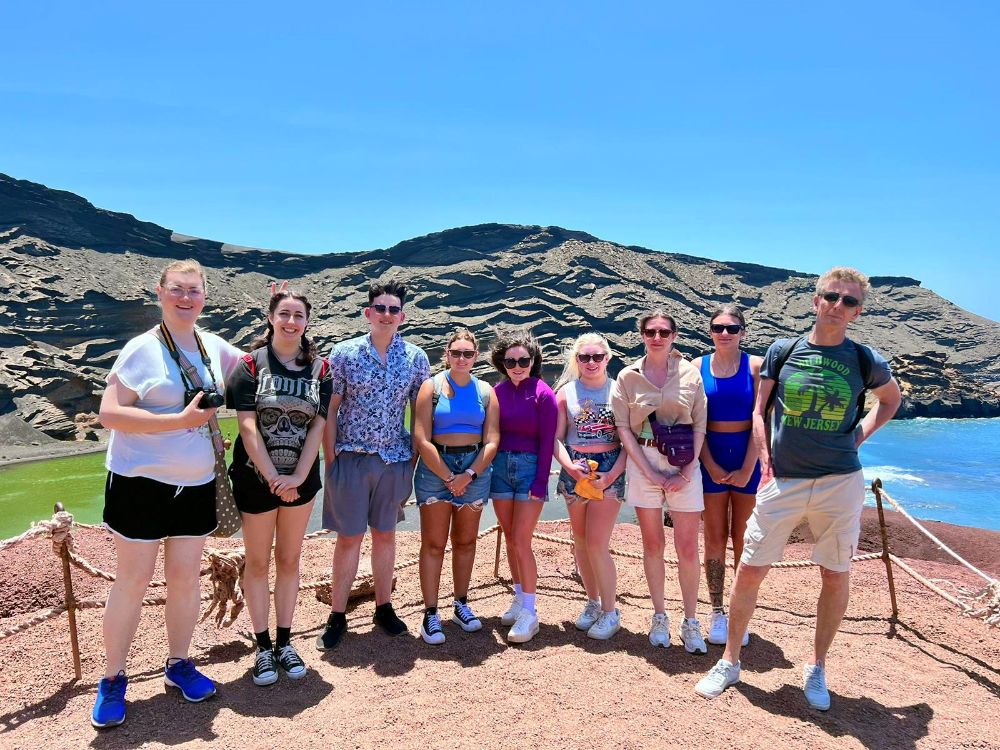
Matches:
[564,379,618,447]
[762,337,891,478]
[227,347,333,499]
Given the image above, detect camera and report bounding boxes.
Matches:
[184,388,226,409]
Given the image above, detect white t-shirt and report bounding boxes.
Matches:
[105,328,243,486]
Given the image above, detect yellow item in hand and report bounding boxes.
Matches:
[574,460,603,501]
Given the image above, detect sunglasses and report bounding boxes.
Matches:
[710,324,744,334]
[448,349,476,359]
[642,328,675,339]
[370,303,402,315]
[819,291,861,308]
[503,356,532,369]
[576,353,607,364]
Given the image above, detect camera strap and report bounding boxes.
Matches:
[153,324,225,453]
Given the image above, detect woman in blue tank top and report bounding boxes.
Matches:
[692,305,762,647]
[412,329,500,645]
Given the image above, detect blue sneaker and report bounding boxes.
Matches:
[164,658,217,702]
[91,670,127,728]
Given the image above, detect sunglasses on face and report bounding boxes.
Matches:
[503,356,532,369]
[370,303,402,315]
[642,328,675,339]
[576,353,607,364]
[448,349,476,359]
[819,290,861,308]
[710,324,744,334]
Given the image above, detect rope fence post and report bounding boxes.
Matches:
[54,503,82,680]
[494,527,503,579]
[872,479,899,620]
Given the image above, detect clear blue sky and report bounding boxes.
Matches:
[3,2,997,320]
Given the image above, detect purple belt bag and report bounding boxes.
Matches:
[648,414,695,467]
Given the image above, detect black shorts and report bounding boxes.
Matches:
[103,472,217,541]
[230,464,321,515]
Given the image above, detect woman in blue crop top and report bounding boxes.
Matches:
[691,305,762,647]
[412,329,500,645]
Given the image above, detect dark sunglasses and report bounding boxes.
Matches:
[370,303,402,315]
[819,290,861,308]
[503,356,532,369]
[642,328,675,339]
[448,349,476,359]
[710,324,744,334]
[576,353,607,364]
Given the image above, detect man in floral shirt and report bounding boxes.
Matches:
[316,280,430,649]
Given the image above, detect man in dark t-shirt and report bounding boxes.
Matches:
[696,267,901,710]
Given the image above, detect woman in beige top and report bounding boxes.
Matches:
[611,310,708,654]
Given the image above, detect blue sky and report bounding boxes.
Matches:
[3,2,997,320]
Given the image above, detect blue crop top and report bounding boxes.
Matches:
[701,352,754,423]
[433,373,486,436]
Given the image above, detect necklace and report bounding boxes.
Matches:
[712,354,740,378]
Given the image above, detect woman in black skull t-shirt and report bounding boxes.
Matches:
[227,289,332,687]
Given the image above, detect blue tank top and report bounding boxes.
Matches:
[701,352,754,423]
[433,373,486,436]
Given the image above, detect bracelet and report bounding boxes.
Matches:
[465,468,478,480]
[445,473,456,483]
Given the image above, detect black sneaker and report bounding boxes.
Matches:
[373,602,408,636]
[315,612,347,651]
[252,648,278,686]
[275,644,307,679]
[420,610,446,645]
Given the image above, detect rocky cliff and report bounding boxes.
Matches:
[1,172,998,440]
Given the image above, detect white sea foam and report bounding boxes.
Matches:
[863,465,927,485]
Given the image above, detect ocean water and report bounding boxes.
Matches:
[1,418,998,539]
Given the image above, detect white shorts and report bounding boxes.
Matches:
[740,470,865,573]
[625,445,704,513]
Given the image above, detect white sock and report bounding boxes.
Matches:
[522,593,536,613]
[513,583,523,598]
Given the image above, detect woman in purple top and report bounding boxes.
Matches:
[489,328,558,644]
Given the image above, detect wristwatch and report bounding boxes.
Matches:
[465,468,479,480]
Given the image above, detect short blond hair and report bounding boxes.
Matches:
[159,259,207,288]
[816,266,870,301]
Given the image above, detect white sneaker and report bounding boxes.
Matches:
[648,613,671,647]
[575,599,602,631]
[695,658,741,699]
[707,610,729,645]
[507,608,539,643]
[803,663,831,711]
[587,609,621,640]
[680,617,708,654]
[500,595,524,627]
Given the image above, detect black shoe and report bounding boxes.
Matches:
[373,603,408,636]
[315,612,347,651]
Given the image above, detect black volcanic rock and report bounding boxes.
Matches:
[2,172,1000,439]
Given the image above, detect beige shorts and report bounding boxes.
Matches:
[625,445,704,513]
[740,470,866,573]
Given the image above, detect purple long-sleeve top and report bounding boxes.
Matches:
[495,376,558,497]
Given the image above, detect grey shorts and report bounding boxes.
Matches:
[322,451,415,537]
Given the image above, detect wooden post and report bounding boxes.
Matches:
[493,527,503,579]
[871,480,899,620]
[55,502,82,680]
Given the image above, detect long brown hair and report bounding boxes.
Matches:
[250,290,317,366]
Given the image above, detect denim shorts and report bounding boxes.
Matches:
[490,450,548,502]
[557,446,626,504]
[414,450,492,508]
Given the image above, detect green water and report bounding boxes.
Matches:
[0,418,241,539]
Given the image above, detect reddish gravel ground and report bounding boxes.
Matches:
[0,514,998,750]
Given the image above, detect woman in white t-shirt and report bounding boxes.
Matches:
[91,260,243,730]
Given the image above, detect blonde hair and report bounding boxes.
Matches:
[554,332,612,392]
[815,266,870,302]
[159,259,207,288]
[442,328,478,369]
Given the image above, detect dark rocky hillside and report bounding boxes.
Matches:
[1,172,998,439]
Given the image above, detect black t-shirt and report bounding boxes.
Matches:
[227,347,333,499]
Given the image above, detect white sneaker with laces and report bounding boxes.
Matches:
[587,609,621,640]
[507,608,539,643]
[648,612,671,647]
[680,617,708,654]
[500,595,524,627]
[803,663,831,711]
[695,658,741,699]
[575,599,602,631]
[707,610,729,645]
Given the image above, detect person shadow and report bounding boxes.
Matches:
[736,683,932,750]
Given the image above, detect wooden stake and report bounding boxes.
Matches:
[871,480,899,620]
[55,503,82,680]
[493,527,503,579]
